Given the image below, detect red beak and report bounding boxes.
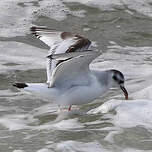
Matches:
[120,86,128,100]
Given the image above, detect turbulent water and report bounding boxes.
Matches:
[0,0,152,152]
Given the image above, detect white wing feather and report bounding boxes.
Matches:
[50,51,101,88]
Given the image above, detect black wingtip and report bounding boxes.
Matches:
[30,26,49,31]
[46,54,53,59]
[30,26,55,32]
[30,26,37,32]
[13,83,28,89]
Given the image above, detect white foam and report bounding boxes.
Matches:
[104,128,123,143]
[0,103,82,131]
[1,0,152,37]
[35,118,84,131]
[0,89,19,98]
[0,0,86,37]
[132,85,152,100]
[31,103,58,117]
[83,27,91,32]
[89,99,152,130]
[37,148,51,152]
[36,0,86,21]
[0,114,36,131]
[88,99,152,144]
[122,148,152,152]
[113,100,152,129]
[0,41,46,73]
[13,150,25,152]
[0,115,29,130]
[56,140,108,152]
[87,99,123,114]
[122,0,152,17]
[0,0,34,37]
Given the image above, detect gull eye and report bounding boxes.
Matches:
[113,75,118,81]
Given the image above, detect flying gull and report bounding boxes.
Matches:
[13,27,128,111]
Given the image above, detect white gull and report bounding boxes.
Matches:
[13,27,128,111]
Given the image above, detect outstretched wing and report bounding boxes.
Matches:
[30,26,91,84]
[49,51,101,88]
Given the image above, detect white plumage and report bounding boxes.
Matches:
[13,27,128,111]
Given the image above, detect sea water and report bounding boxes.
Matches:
[0,0,152,151]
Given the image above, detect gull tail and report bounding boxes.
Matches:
[13,83,28,89]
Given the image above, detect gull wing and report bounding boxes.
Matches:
[49,51,101,88]
[30,26,91,84]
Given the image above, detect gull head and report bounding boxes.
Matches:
[110,70,128,100]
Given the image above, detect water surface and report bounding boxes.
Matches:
[0,0,152,152]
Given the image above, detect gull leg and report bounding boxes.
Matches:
[68,105,72,111]
[58,105,72,112]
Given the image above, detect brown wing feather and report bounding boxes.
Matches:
[66,34,91,53]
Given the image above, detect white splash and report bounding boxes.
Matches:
[88,99,152,130]
[87,99,123,114]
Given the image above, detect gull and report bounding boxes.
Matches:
[13,27,128,111]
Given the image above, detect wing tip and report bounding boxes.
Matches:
[30,26,42,38]
[30,26,37,32]
[30,26,48,32]
[13,83,28,89]
[46,54,53,59]
[30,26,38,37]
[30,26,56,32]
[30,26,56,38]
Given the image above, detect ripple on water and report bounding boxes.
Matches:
[1,0,152,151]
